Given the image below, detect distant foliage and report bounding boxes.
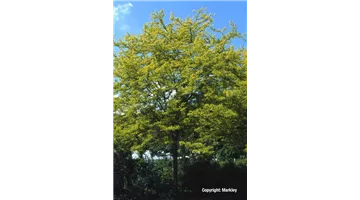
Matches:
[114,152,246,200]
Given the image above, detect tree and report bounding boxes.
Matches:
[114,8,246,198]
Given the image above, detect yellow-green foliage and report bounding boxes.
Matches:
[114,8,246,159]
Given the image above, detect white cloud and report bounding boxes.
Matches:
[114,2,134,35]
[113,2,133,22]
[120,24,130,31]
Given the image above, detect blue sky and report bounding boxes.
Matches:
[113,1,247,48]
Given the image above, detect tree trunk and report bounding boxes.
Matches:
[125,151,134,187]
[172,132,179,199]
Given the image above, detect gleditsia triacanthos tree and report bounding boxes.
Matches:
[114,8,246,196]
